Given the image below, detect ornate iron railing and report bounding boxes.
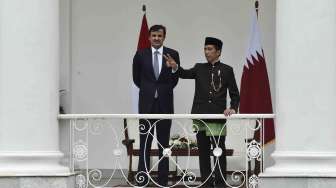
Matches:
[58,114,274,188]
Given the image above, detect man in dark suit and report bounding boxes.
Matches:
[164,37,240,187]
[132,25,180,187]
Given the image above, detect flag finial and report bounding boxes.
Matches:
[142,5,146,13]
[255,0,259,18]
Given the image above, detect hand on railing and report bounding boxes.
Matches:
[223,108,236,116]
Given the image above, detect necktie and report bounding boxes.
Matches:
[153,50,160,79]
[153,50,160,98]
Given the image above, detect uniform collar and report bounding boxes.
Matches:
[208,60,221,67]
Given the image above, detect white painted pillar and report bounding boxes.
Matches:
[0,0,70,175]
[261,0,336,185]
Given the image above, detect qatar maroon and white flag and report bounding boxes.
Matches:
[240,9,275,145]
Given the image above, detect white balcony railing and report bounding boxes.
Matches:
[58,114,274,188]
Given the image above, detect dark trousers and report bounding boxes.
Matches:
[196,131,227,187]
[137,100,171,186]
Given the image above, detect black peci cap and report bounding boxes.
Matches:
[205,37,223,50]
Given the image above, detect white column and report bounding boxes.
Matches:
[263,0,336,177]
[0,0,70,175]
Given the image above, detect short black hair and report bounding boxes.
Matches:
[149,25,166,36]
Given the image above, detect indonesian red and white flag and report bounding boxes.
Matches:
[240,9,275,144]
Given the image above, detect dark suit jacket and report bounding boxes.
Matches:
[176,61,240,123]
[133,47,180,114]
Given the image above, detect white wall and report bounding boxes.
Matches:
[60,0,275,169]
